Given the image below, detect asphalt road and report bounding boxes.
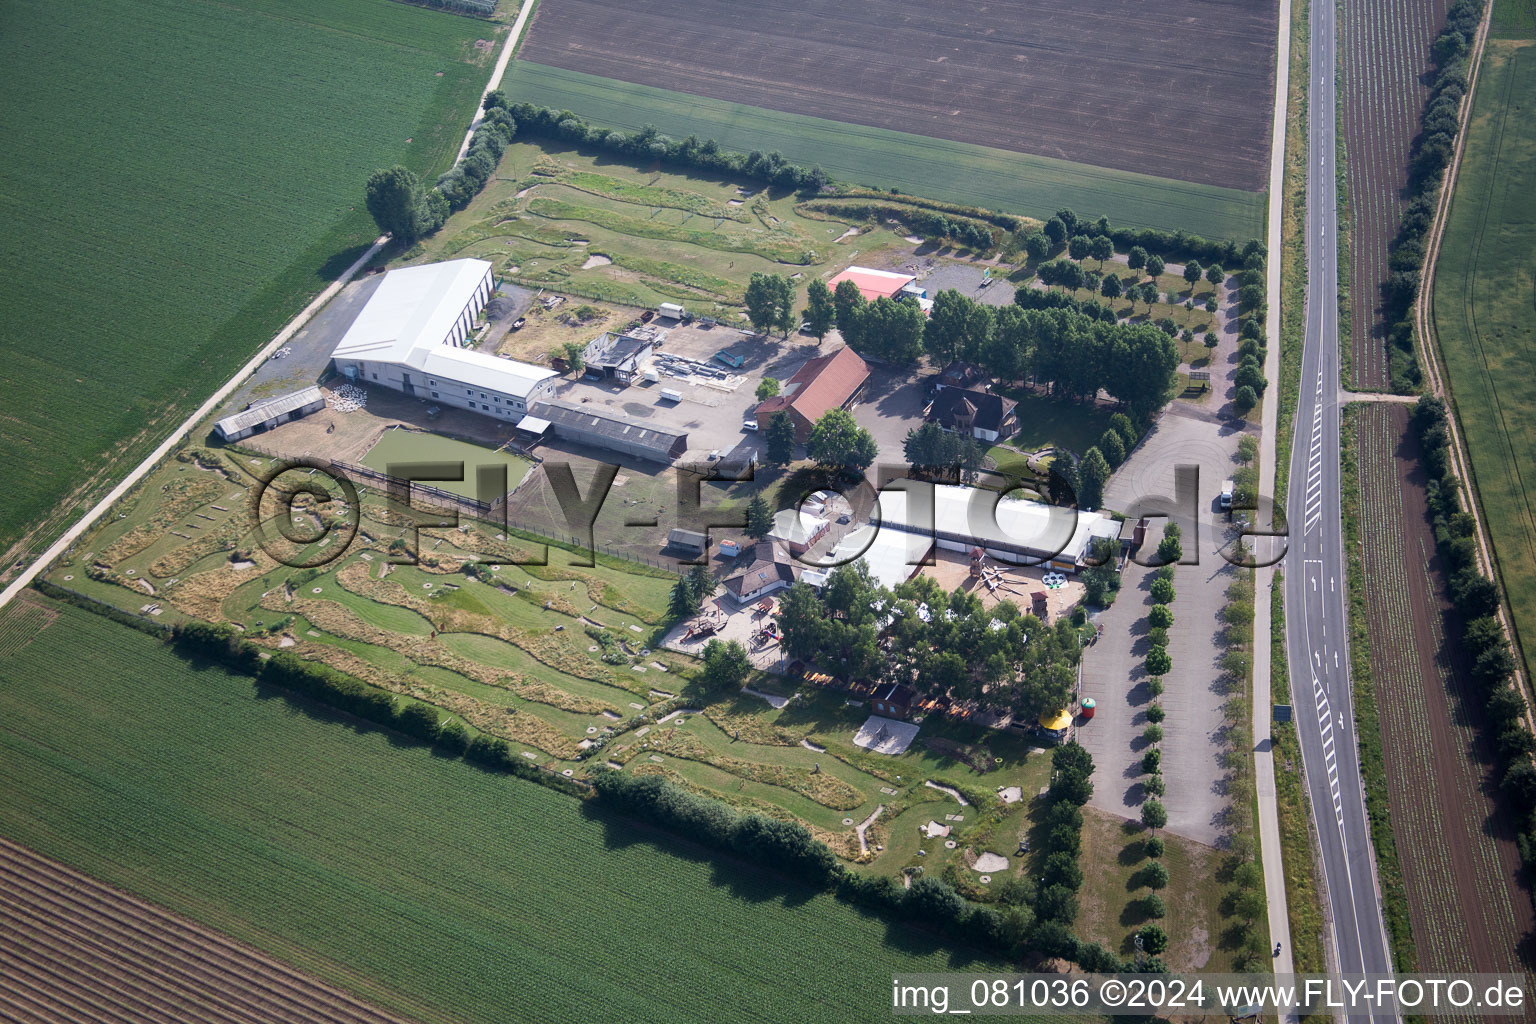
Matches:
[1283,0,1397,1012]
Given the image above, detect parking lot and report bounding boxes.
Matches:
[851,364,934,463]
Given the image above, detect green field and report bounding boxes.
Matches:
[500,61,1266,242]
[0,596,1011,1023]
[1432,37,1536,681]
[361,428,535,498]
[0,0,497,570]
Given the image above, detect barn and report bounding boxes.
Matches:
[329,259,558,420]
[213,386,326,442]
[752,346,869,442]
[528,401,688,462]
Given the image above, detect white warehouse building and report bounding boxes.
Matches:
[330,258,558,419]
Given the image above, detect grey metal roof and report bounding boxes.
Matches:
[528,400,686,455]
[214,386,325,436]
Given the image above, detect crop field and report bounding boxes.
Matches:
[0,0,497,577]
[1340,0,1452,388]
[0,836,415,1024]
[517,0,1278,193]
[1350,403,1531,975]
[497,64,1266,241]
[1431,38,1536,687]
[0,596,1022,1024]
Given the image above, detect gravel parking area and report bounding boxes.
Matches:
[852,365,932,464]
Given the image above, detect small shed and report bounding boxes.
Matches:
[666,529,709,557]
[213,386,326,442]
[871,683,917,719]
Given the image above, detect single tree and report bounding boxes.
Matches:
[1098,429,1126,468]
[700,638,752,691]
[1137,924,1170,954]
[365,166,428,242]
[745,495,774,539]
[1078,447,1110,509]
[1182,260,1204,295]
[756,377,781,402]
[1043,216,1067,248]
[1139,281,1160,309]
[1234,384,1258,415]
[1205,263,1225,287]
[1024,231,1051,261]
[1237,434,1259,465]
[1148,603,1173,629]
[802,277,836,341]
[687,563,713,604]
[562,341,585,376]
[1101,273,1123,301]
[832,278,866,344]
[1068,234,1092,261]
[1141,798,1168,831]
[1090,235,1114,267]
[745,273,795,336]
[1141,859,1170,889]
[807,408,878,473]
[1145,645,1172,678]
[764,412,796,468]
[1149,577,1176,604]
[1127,245,1148,273]
[1145,254,1166,278]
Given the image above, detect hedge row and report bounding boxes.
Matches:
[590,751,1138,972]
[1380,0,1486,393]
[167,621,588,798]
[800,199,998,252]
[1411,397,1536,886]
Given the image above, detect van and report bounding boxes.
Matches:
[659,388,683,403]
[1220,479,1234,510]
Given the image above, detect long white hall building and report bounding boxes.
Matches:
[330,259,558,420]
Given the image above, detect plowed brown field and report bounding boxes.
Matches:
[0,838,416,1024]
[1355,403,1534,973]
[518,0,1280,190]
[1341,0,1451,388]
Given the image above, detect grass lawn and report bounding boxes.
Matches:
[1074,808,1238,971]
[0,596,1009,1023]
[499,62,1266,241]
[0,0,496,569]
[361,428,535,499]
[1431,38,1536,683]
[992,393,1117,457]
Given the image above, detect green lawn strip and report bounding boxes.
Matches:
[989,393,1116,456]
[0,598,996,1023]
[1339,404,1419,972]
[499,61,1265,240]
[641,753,871,834]
[1270,572,1328,974]
[526,198,817,264]
[1430,41,1536,686]
[0,0,491,560]
[1075,808,1236,971]
[1273,0,1310,513]
[437,631,644,708]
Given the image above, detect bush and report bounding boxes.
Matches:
[1143,775,1166,796]
[1146,677,1165,698]
[1140,748,1162,775]
[1141,893,1167,919]
[1145,703,1166,723]
[1147,603,1174,629]
[1144,835,1165,858]
[1141,860,1169,889]
[1150,578,1176,604]
[1146,626,1169,648]
[1143,723,1164,744]
[436,720,470,755]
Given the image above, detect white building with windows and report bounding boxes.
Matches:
[330,259,557,419]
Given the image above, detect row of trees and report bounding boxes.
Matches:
[1412,397,1536,867]
[1029,208,1264,278]
[497,101,830,193]
[364,100,519,244]
[1381,0,1486,392]
[1031,744,1095,933]
[774,562,1085,723]
[168,624,588,795]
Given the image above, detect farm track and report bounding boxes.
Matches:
[1341,0,1451,388]
[0,837,417,1024]
[517,0,1279,191]
[1354,404,1534,975]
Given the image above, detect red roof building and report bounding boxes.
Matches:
[827,266,918,302]
[754,346,870,442]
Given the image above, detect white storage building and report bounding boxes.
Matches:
[330,259,557,420]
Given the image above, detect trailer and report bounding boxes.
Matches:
[659,388,683,403]
[657,302,686,321]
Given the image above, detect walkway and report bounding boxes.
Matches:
[453,0,538,163]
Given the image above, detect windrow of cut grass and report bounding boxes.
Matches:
[0,596,1003,1024]
[0,0,494,570]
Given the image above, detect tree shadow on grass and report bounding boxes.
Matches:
[317,241,385,283]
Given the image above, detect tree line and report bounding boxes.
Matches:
[1380,0,1486,393]
[169,622,588,797]
[365,96,519,245]
[591,746,1139,972]
[1411,397,1536,877]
